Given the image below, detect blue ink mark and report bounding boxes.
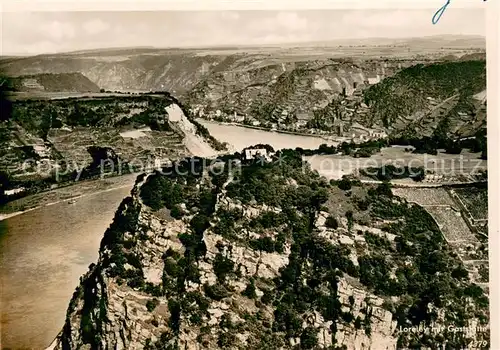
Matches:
[433,0,486,25]
[433,0,451,24]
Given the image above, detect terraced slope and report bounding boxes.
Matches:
[0,93,221,202]
[185,59,408,121]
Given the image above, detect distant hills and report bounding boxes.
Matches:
[0,34,484,91]
[0,35,486,140]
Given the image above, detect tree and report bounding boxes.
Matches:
[190,214,211,236]
[338,178,352,191]
[170,205,183,219]
[300,327,319,349]
[311,188,329,210]
[0,73,14,122]
[346,211,354,230]
[325,215,339,229]
[445,141,463,155]
[146,298,160,312]
[213,253,235,283]
[376,182,393,197]
[242,279,257,299]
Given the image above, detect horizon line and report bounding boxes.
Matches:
[0,34,487,58]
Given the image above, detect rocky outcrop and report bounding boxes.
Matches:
[51,155,488,350]
[51,171,399,350]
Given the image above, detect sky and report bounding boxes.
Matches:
[1,9,486,55]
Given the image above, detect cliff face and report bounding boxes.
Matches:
[1,52,234,93]
[53,153,489,350]
[57,194,180,349]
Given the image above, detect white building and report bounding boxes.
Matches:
[244,148,271,162]
[5,188,25,196]
[369,130,388,139]
[232,112,245,123]
[367,75,381,85]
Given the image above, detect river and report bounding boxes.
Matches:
[197,119,339,151]
[0,186,132,350]
[198,121,486,181]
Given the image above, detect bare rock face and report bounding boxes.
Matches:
[334,278,397,350]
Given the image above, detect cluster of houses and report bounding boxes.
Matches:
[189,70,392,143]
[191,102,387,144]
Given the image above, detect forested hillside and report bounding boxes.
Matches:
[364,60,486,129]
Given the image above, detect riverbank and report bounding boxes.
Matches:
[0,174,137,222]
[0,185,133,349]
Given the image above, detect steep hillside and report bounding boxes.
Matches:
[363,60,486,133]
[52,152,489,349]
[0,52,240,93]
[12,72,101,93]
[188,58,486,140]
[185,59,411,121]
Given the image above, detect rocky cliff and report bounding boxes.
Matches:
[52,152,489,349]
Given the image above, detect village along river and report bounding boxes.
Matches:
[0,186,132,349]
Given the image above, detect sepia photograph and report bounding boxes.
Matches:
[0,2,494,349]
